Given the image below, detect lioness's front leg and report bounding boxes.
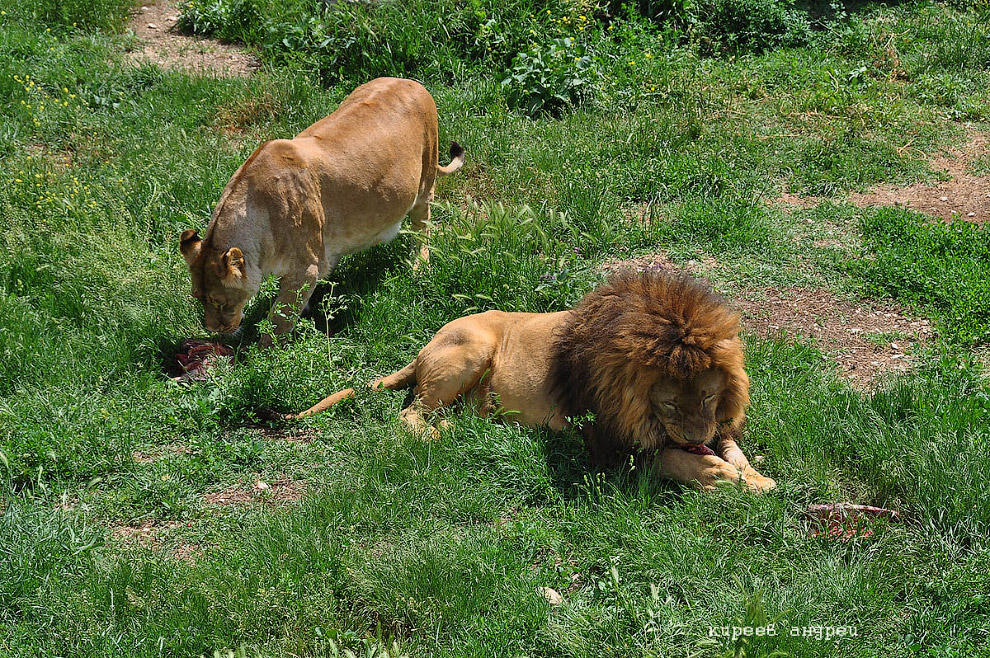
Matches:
[717,436,776,492]
[657,448,746,491]
[259,267,320,349]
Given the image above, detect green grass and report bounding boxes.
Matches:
[2,0,990,656]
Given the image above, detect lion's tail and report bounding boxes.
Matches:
[437,142,465,176]
[274,387,356,421]
[372,360,418,391]
[259,362,417,422]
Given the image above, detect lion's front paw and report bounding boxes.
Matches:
[743,469,777,493]
[698,463,744,490]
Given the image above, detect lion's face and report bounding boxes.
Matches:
[650,367,728,446]
[180,230,253,334]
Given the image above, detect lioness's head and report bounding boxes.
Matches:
[180,229,252,334]
[650,367,732,446]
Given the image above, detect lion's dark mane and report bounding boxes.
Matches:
[549,270,750,466]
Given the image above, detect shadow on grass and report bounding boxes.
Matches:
[538,424,690,504]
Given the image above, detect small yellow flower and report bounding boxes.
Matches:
[629,60,635,65]
[645,53,652,59]
[14,178,22,183]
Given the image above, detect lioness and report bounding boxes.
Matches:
[284,271,776,492]
[180,77,464,347]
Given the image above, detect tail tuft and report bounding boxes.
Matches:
[438,141,465,175]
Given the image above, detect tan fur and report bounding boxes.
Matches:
[180,77,464,346]
[290,271,775,492]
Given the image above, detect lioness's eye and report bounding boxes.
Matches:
[703,394,717,407]
[661,402,677,413]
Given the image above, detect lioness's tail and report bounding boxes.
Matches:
[437,142,465,176]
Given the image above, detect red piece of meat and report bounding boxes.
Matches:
[172,339,234,382]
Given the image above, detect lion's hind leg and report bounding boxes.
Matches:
[371,361,418,391]
[391,327,496,437]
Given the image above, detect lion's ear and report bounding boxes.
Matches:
[179,229,203,266]
[220,247,246,281]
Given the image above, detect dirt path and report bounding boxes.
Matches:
[125,0,260,76]
[780,128,990,222]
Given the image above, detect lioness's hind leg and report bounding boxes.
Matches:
[409,198,432,268]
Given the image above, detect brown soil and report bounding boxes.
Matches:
[109,519,201,561]
[204,478,306,506]
[251,425,322,444]
[603,256,931,388]
[125,0,259,76]
[131,444,192,464]
[734,287,930,387]
[779,129,990,223]
[111,519,182,543]
[172,543,201,562]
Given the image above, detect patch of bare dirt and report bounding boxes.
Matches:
[600,255,932,388]
[131,444,192,464]
[172,543,201,562]
[603,253,722,277]
[601,253,676,272]
[735,288,931,387]
[251,425,321,445]
[204,478,306,506]
[777,192,819,210]
[125,0,259,77]
[111,519,183,544]
[777,129,990,223]
[110,519,201,561]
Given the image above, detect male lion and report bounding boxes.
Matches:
[284,271,776,492]
[180,77,464,347]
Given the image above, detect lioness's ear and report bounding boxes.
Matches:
[220,247,246,281]
[179,229,203,266]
